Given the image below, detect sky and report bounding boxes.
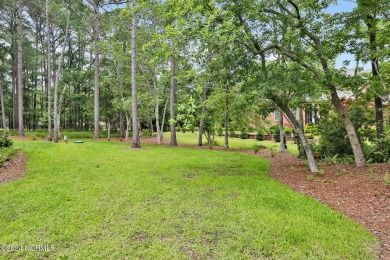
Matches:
[327,0,371,71]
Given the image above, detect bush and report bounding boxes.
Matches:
[305,124,319,136]
[269,126,280,142]
[0,147,19,166]
[256,131,264,141]
[217,126,223,136]
[240,128,248,139]
[140,129,151,137]
[284,127,292,134]
[318,113,352,157]
[305,133,314,139]
[0,137,13,148]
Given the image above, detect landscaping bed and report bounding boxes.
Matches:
[267,152,390,260]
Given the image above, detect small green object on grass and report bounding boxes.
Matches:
[74,140,84,144]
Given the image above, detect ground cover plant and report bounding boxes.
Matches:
[0,140,379,259]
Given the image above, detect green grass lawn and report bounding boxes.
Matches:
[168,131,299,156]
[0,140,378,259]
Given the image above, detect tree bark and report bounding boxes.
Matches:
[169,49,177,146]
[279,109,287,153]
[93,0,100,139]
[17,0,24,136]
[367,17,383,150]
[119,111,125,139]
[198,85,207,146]
[224,88,229,149]
[329,88,366,166]
[0,80,7,137]
[152,74,162,144]
[53,18,70,142]
[281,104,318,172]
[12,58,18,130]
[131,0,140,148]
[268,93,318,172]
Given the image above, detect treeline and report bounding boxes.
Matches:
[0,0,388,171]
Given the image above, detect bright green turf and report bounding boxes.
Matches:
[167,132,299,155]
[0,140,379,259]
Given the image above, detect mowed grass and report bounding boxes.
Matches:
[167,132,299,155]
[0,141,378,259]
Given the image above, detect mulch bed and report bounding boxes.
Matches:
[0,151,27,184]
[267,152,390,260]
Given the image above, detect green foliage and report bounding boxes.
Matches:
[0,137,13,148]
[240,128,248,139]
[252,144,260,154]
[304,124,319,136]
[284,127,293,135]
[269,126,280,142]
[216,125,223,136]
[0,140,378,259]
[318,113,352,157]
[0,147,19,166]
[256,131,264,141]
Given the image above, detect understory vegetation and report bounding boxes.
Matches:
[0,137,18,166]
[0,141,379,259]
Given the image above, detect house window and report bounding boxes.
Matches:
[291,109,297,118]
[274,110,280,121]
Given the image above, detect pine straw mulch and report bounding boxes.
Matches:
[3,136,390,258]
[0,151,27,184]
[266,152,390,260]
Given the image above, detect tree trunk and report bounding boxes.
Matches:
[363,5,383,151]
[12,62,17,130]
[107,120,111,141]
[224,88,229,149]
[282,106,318,173]
[329,87,365,166]
[119,111,125,139]
[0,80,7,137]
[198,85,207,146]
[17,0,24,136]
[53,18,70,142]
[296,107,305,158]
[152,74,162,144]
[93,1,100,139]
[169,50,177,146]
[159,97,169,144]
[279,109,287,153]
[131,0,140,148]
[268,93,318,172]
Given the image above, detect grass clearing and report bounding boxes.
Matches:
[0,140,378,259]
[168,132,299,155]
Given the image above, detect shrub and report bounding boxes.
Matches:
[0,137,13,148]
[240,128,248,139]
[305,125,319,136]
[269,126,280,142]
[318,113,352,157]
[217,126,223,136]
[256,131,264,141]
[0,147,19,166]
[284,127,292,134]
[253,144,260,154]
[305,133,314,139]
[140,129,151,137]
